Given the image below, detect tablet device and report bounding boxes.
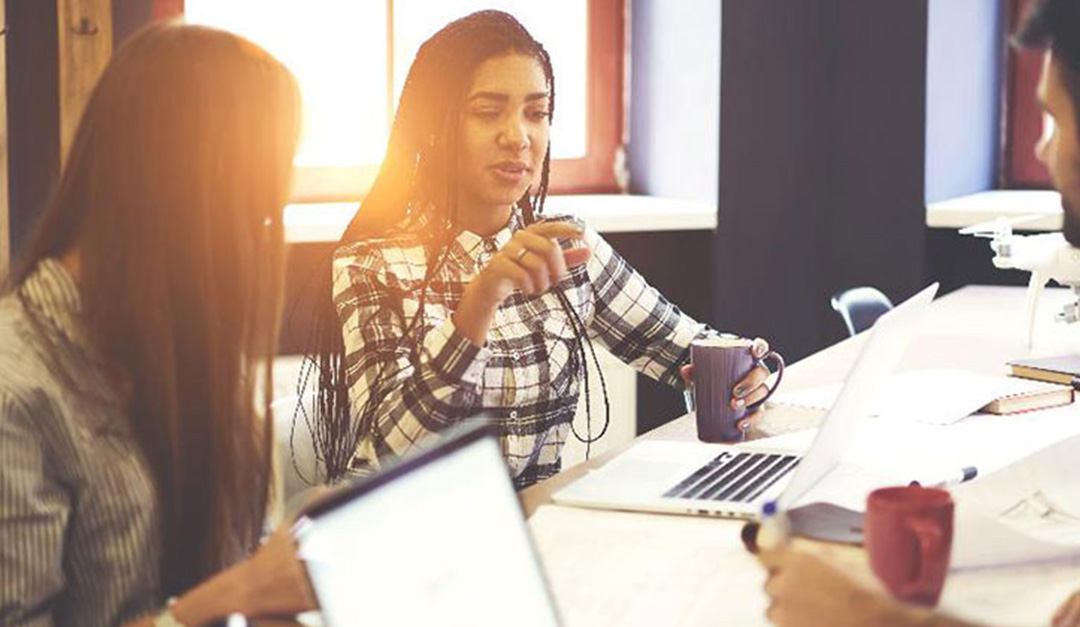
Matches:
[293,423,562,627]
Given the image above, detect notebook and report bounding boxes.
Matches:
[1008,355,1080,387]
[983,382,1074,414]
[775,370,1075,419]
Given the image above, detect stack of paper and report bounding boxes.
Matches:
[772,369,1069,425]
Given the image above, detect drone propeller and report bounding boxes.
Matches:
[958,214,1044,237]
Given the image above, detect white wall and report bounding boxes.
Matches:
[628,0,721,205]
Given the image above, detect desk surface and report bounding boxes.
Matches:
[524,285,1080,627]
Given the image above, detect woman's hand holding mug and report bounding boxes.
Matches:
[679,337,782,440]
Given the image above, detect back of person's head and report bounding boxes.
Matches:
[9,22,301,594]
[1015,0,1080,73]
[346,9,555,239]
[1016,0,1080,119]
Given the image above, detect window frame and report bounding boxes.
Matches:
[159,0,627,201]
[1003,0,1052,188]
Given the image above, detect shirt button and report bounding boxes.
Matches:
[510,410,519,419]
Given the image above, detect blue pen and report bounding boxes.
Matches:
[909,466,978,489]
[755,500,791,551]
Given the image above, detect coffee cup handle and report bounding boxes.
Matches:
[901,516,945,597]
[747,351,785,411]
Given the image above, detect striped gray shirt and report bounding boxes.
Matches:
[0,259,160,626]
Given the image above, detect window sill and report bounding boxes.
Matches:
[283,194,718,244]
[926,190,1062,231]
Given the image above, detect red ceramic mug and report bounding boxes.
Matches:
[864,486,954,607]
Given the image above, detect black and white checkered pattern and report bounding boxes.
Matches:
[334,206,717,488]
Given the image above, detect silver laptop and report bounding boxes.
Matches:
[552,283,940,519]
[293,423,562,627]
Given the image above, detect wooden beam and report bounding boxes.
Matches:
[57,0,112,167]
[0,1,9,270]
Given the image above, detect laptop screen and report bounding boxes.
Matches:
[775,282,939,510]
[294,430,561,627]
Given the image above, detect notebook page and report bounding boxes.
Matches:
[528,505,768,627]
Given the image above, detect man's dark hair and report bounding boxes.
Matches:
[1014,0,1080,72]
[1015,0,1080,246]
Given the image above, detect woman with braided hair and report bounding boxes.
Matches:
[306,9,775,489]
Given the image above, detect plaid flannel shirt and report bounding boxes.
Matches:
[333,207,717,488]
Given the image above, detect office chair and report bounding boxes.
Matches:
[830,286,894,337]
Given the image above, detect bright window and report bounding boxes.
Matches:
[185,0,612,201]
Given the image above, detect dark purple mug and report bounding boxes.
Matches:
[691,338,784,442]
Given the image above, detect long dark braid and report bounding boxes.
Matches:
[300,10,609,483]
[523,147,611,460]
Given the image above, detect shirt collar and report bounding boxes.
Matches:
[19,258,93,354]
[452,204,524,263]
[19,259,135,407]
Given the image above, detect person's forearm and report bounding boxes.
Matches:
[171,562,251,625]
[121,562,252,627]
[919,614,982,627]
[878,601,983,627]
[453,279,501,346]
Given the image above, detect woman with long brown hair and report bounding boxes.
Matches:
[0,23,314,626]
[308,10,776,489]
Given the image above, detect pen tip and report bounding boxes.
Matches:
[741,521,761,554]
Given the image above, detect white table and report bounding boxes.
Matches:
[522,285,1080,627]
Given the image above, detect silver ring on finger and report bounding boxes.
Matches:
[515,247,530,263]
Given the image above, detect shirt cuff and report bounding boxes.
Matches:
[424,318,491,389]
[665,321,718,388]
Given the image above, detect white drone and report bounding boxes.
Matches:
[959,215,1080,348]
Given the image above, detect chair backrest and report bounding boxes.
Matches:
[830,286,895,337]
[272,394,325,511]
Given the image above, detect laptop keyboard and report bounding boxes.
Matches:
[661,452,800,504]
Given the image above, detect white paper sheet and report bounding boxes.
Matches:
[527,504,1080,627]
[528,505,769,627]
[939,556,1080,627]
[949,433,1080,569]
[748,403,1080,513]
[772,369,1067,426]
